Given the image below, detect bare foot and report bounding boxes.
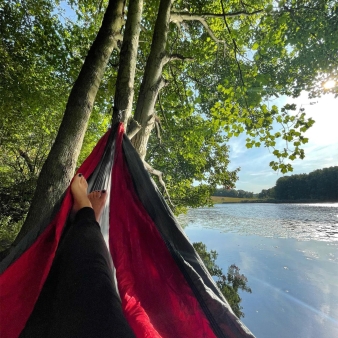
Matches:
[71,174,92,214]
[88,190,107,222]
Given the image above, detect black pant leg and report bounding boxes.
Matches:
[47,207,135,338]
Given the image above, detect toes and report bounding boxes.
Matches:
[73,173,88,189]
[88,190,103,199]
[100,190,107,202]
[87,190,108,202]
[73,174,81,183]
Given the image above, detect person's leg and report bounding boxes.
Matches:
[20,258,59,337]
[23,174,135,338]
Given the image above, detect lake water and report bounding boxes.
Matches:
[178,203,338,338]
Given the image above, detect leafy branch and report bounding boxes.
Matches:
[220,0,249,109]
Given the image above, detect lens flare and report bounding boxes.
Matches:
[323,80,336,89]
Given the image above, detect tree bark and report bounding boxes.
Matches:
[170,12,226,44]
[112,0,143,127]
[131,0,173,160]
[13,0,125,244]
[170,10,263,19]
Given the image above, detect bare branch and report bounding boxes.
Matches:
[170,9,262,44]
[126,118,142,139]
[163,53,194,65]
[114,33,124,41]
[154,116,162,143]
[171,20,182,34]
[171,10,262,19]
[150,76,169,92]
[18,149,34,174]
[143,161,175,208]
[157,92,169,127]
[171,13,226,45]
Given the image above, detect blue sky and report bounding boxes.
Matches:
[228,93,338,193]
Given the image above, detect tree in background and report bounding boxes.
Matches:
[258,166,338,201]
[258,187,275,199]
[1,0,337,250]
[274,166,338,201]
[214,188,254,198]
[193,242,252,318]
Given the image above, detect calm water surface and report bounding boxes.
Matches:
[178,203,338,338]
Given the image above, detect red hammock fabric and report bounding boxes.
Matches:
[0,124,253,338]
[0,131,111,338]
[0,125,215,338]
[109,124,216,337]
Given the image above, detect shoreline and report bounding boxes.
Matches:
[211,196,338,204]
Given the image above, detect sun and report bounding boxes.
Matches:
[323,80,336,90]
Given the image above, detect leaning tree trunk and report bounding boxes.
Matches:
[13,0,125,245]
[131,0,173,159]
[112,0,143,132]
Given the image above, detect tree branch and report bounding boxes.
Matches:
[18,149,34,174]
[220,0,249,109]
[157,92,169,127]
[126,118,142,139]
[171,12,226,45]
[171,10,262,19]
[163,53,194,65]
[154,116,162,143]
[170,10,262,45]
[143,160,175,208]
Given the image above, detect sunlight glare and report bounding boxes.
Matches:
[323,80,336,89]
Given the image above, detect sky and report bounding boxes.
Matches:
[228,92,338,193]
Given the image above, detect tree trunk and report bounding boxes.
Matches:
[13,0,125,244]
[112,0,143,127]
[131,0,173,159]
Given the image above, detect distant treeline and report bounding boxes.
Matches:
[213,188,254,198]
[258,166,338,201]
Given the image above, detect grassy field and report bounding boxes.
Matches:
[211,196,261,203]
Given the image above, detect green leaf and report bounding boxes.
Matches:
[252,42,259,50]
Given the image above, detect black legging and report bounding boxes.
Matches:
[20,207,136,338]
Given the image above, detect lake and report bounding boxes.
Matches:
[178,203,338,338]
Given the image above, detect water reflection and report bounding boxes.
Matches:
[181,204,338,338]
[193,242,252,319]
[178,203,338,242]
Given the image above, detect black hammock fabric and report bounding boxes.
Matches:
[0,123,255,338]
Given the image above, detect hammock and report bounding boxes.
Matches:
[0,123,255,338]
